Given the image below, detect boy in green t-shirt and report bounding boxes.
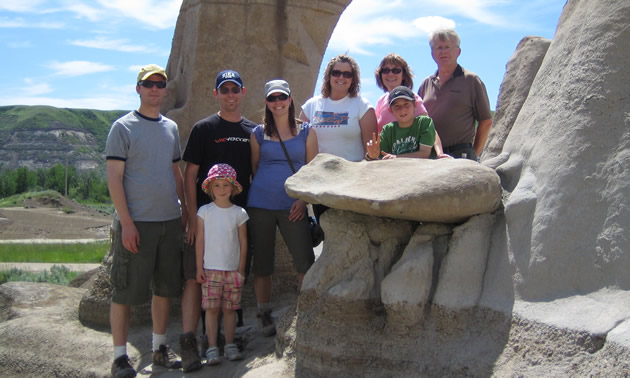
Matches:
[365,86,436,160]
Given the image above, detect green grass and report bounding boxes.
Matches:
[0,241,109,263]
[0,190,63,207]
[0,265,79,285]
[0,190,114,214]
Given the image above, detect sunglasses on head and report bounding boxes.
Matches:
[139,80,166,89]
[381,67,402,75]
[266,93,289,102]
[330,70,353,78]
[218,86,242,94]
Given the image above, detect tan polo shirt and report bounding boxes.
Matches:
[418,65,492,148]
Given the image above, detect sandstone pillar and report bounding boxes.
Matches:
[161,0,352,147]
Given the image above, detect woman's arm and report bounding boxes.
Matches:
[250,133,261,175]
[305,127,319,163]
[298,110,310,123]
[195,216,205,284]
[237,222,247,277]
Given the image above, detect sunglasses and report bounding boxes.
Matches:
[381,67,402,75]
[330,70,353,78]
[139,80,166,89]
[218,86,242,94]
[266,93,289,102]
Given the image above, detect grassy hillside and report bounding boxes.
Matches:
[0,105,129,171]
[0,105,127,148]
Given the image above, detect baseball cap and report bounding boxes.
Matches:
[388,86,416,107]
[215,70,243,89]
[137,64,167,83]
[264,80,291,97]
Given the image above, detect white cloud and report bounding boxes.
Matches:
[1,1,182,29]
[436,0,508,27]
[0,0,47,12]
[413,16,457,35]
[325,0,533,55]
[20,79,53,96]
[65,3,105,22]
[69,36,156,53]
[327,0,459,56]
[96,0,182,29]
[0,16,63,28]
[48,61,115,77]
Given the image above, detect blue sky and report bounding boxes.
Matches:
[0,0,566,111]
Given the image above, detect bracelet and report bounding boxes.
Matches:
[365,152,375,161]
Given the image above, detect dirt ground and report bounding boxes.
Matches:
[0,196,111,240]
[0,196,300,376]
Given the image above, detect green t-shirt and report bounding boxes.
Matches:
[380,115,436,156]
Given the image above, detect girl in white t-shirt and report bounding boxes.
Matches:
[195,163,248,365]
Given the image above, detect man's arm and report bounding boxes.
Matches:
[184,162,200,245]
[237,222,247,277]
[473,118,493,157]
[106,159,140,253]
[173,161,187,229]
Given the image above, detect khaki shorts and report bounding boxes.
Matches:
[182,241,197,280]
[110,218,183,305]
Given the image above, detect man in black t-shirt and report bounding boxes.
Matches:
[178,70,256,372]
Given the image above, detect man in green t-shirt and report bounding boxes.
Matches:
[366,86,436,160]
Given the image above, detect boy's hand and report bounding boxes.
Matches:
[196,270,205,284]
[366,132,382,160]
[381,153,397,160]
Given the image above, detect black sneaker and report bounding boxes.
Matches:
[199,334,209,359]
[179,332,202,373]
[152,344,182,369]
[217,332,226,354]
[236,308,244,327]
[256,309,276,337]
[111,354,136,378]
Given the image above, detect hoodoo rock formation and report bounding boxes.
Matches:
[2,0,630,376]
[280,0,630,375]
[161,0,352,146]
[285,153,502,223]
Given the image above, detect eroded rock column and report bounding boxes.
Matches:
[161,0,351,146]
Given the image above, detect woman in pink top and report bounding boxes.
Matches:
[374,53,447,158]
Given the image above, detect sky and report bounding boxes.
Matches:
[0,0,567,112]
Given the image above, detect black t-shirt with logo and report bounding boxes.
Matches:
[183,113,256,208]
